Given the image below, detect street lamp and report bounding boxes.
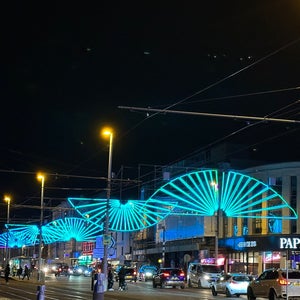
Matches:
[4,195,11,263]
[101,127,113,289]
[37,173,45,282]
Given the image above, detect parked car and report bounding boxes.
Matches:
[153,267,185,289]
[187,262,222,288]
[211,273,253,297]
[247,268,300,300]
[138,265,158,281]
[115,267,137,282]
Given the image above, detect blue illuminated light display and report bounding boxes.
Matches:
[151,170,297,219]
[68,197,175,232]
[0,170,297,248]
[0,218,102,247]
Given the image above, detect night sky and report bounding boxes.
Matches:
[1,1,300,226]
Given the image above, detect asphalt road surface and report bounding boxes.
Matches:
[0,274,249,300]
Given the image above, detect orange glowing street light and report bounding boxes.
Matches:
[4,195,11,263]
[100,126,114,294]
[37,173,45,283]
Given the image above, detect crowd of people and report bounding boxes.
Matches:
[1,264,31,284]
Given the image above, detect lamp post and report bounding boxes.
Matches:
[37,173,45,283]
[101,127,113,291]
[4,195,11,263]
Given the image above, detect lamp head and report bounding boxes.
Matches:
[101,127,113,139]
[4,195,11,203]
[37,173,45,182]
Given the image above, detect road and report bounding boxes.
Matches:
[0,274,250,300]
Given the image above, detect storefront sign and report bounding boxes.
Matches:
[220,235,300,251]
[280,237,300,249]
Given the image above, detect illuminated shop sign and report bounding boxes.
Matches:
[280,238,300,249]
[219,235,300,251]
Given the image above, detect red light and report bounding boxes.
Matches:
[278,278,288,285]
[162,272,170,277]
[180,272,185,277]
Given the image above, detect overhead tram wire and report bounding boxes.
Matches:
[118,105,300,124]
[165,86,300,107]
[118,37,300,134]
[0,169,140,183]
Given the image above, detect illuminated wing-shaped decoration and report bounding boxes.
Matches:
[68,197,175,232]
[0,232,19,248]
[220,171,297,219]
[43,217,102,243]
[147,169,219,216]
[2,224,39,247]
[148,170,297,220]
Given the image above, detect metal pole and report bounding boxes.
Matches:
[103,132,113,289]
[5,196,11,263]
[162,225,166,268]
[38,175,44,282]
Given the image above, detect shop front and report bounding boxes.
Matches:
[219,235,300,275]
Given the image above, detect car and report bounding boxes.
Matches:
[152,267,185,289]
[115,267,137,282]
[187,262,222,288]
[138,265,158,281]
[70,265,87,276]
[247,268,300,300]
[83,266,94,277]
[50,263,70,277]
[211,273,253,297]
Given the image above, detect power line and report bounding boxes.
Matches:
[118,105,300,124]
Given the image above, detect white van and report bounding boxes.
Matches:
[187,262,222,288]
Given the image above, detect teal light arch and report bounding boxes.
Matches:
[69,169,297,232]
[149,170,297,219]
[0,224,39,248]
[43,217,102,243]
[1,169,297,246]
[0,217,103,248]
[68,197,175,232]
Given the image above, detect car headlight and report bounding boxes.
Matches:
[203,275,210,280]
[145,272,152,276]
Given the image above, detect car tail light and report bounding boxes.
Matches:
[133,271,136,275]
[179,272,185,277]
[162,272,170,277]
[278,278,289,285]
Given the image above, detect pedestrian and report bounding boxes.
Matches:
[22,265,30,280]
[118,266,126,291]
[4,264,10,284]
[108,268,114,291]
[12,265,17,276]
[17,266,23,279]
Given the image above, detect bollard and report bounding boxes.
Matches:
[92,273,106,300]
[36,285,45,300]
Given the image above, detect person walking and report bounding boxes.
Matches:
[22,265,30,280]
[12,265,17,276]
[17,266,23,279]
[4,264,10,284]
[118,266,126,291]
[107,268,114,291]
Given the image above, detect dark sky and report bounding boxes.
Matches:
[1,1,300,225]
